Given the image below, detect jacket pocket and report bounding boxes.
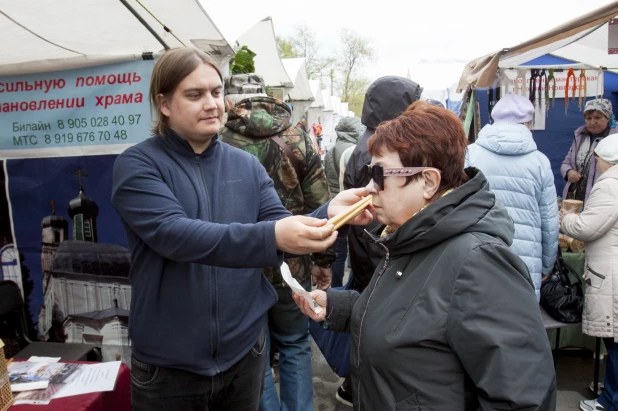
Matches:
[585,265,606,289]
[396,393,420,411]
[251,329,266,356]
[131,356,160,387]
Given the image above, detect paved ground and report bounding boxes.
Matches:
[301,341,604,410]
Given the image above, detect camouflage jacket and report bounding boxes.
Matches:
[220,96,335,285]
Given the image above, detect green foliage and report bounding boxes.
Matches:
[230,46,256,74]
[276,37,297,59]
[346,77,370,116]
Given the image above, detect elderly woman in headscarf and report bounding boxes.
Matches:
[293,101,556,410]
[561,99,618,203]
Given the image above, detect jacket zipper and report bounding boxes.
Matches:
[587,265,606,280]
[195,156,220,373]
[356,240,390,411]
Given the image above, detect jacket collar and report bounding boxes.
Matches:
[597,164,618,183]
[159,128,220,157]
[367,168,514,257]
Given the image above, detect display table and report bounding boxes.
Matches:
[9,362,130,411]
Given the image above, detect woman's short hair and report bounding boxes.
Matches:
[149,48,222,135]
[368,101,469,195]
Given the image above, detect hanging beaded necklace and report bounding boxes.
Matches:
[578,69,588,111]
[565,68,577,114]
[547,68,556,110]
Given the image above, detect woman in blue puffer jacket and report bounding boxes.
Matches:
[466,93,559,301]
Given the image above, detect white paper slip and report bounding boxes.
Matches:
[27,356,61,363]
[11,380,49,392]
[53,361,121,398]
[280,262,323,314]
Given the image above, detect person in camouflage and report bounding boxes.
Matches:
[220,75,334,411]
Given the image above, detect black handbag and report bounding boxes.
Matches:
[540,252,584,323]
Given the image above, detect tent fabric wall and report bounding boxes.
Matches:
[0,0,234,75]
[281,58,314,129]
[475,54,618,197]
[236,17,293,89]
[307,80,324,134]
[290,100,312,128]
[282,58,314,101]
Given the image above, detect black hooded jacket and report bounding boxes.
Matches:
[343,76,423,291]
[327,169,556,410]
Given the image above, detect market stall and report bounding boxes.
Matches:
[0,0,233,363]
[235,17,293,99]
[282,58,315,127]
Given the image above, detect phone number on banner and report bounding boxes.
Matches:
[11,114,143,147]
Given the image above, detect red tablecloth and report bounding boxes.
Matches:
[9,362,130,411]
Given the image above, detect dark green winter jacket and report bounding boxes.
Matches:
[324,116,361,196]
[325,168,556,411]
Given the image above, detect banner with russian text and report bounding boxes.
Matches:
[0,59,154,362]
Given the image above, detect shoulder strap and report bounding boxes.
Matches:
[270,136,304,181]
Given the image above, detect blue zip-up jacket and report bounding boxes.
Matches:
[466,123,559,301]
[111,130,328,376]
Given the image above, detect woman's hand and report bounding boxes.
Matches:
[567,169,582,183]
[328,187,374,226]
[292,289,327,322]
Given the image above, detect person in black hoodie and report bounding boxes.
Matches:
[343,76,423,293]
[295,102,556,410]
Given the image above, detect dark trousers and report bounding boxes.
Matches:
[331,236,348,288]
[131,332,267,411]
[599,338,618,410]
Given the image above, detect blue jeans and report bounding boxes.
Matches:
[331,236,348,288]
[131,330,266,411]
[599,338,618,410]
[259,281,313,411]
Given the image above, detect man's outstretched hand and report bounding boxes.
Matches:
[275,215,337,254]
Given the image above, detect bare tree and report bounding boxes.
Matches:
[289,24,321,80]
[338,29,373,103]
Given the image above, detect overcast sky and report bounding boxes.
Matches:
[203,0,616,89]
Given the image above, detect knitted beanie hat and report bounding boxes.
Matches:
[491,93,535,124]
[584,99,613,119]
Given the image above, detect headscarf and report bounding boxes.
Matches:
[584,99,617,128]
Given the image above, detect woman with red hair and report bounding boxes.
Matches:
[294,102,556,410]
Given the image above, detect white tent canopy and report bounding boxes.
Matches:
[0,0,234,76]
[459,1,618,89]
[282,58,314,101]
[321,90,333,112]
[306,80,324,132]
[340,102,349,117]
[331,96,341,115]
[309,80,324,108]
[236,17,293,89]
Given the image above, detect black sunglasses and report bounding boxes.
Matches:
[366,165,440,191]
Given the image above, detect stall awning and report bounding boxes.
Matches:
[459,1,618,90]
[0,0,234,76]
